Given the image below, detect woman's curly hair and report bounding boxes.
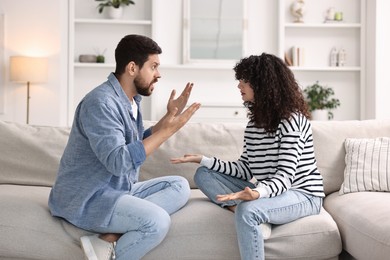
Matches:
[234,53,310,133]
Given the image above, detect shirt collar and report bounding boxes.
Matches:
[108,72,142,108]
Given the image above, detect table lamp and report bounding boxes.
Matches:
[9,56,48,124]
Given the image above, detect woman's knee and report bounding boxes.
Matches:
[194,166,211,186]
[235,201,268,225]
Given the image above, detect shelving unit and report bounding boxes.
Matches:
[278,0,366,120]
[67,0,153,125]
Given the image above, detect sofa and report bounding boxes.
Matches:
[0,118,389,260]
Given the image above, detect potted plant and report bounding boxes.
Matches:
[95,0,135,19]
[303,81,340,120]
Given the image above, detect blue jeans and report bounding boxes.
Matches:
[93,176,190,260]
[194,167,322,260]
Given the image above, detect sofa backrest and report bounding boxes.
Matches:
[2,119,389,195]
[140,121,245,188]
[0,120,70,187]
[143,120,390,193]
[311,119,390,195]
[0,120,244,189]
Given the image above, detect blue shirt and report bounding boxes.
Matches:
[48,73,152,229]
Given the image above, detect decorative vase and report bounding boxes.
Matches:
[107,6,123,19]
[311,109,329,121]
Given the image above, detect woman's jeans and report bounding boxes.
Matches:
[194,166,322,260]
[93,176,190,260]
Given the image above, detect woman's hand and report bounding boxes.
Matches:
[170,154,202,164]
[216,187,260,202]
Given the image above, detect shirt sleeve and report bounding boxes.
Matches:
[143,126,153,139]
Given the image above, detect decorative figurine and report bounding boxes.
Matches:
[291,0,306,23]
[325,7,336,22]
[337,48,346,66]
[330,47,338,67]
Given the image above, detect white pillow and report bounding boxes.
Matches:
[339,137,390,195]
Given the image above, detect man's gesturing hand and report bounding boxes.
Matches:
[167,82,193,116]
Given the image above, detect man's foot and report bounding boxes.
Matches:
[80,235,116,260]
[261,223,272,240]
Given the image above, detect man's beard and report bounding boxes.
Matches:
[134,76,157,96]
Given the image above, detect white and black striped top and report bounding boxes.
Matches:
[203,113,325,198]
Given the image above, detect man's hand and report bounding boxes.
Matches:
[216,187,260,202]
[170,154,202,164]
[167,82,193,116]
[152,82,197,134]
[143,101,200,157]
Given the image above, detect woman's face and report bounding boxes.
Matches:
[238,79,254,103]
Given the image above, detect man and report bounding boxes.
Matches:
[48,34,200,260]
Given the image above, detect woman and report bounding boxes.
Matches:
[171,53,325,260]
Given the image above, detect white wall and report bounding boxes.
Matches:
[365,0,390,119]
[0,0,68,126]
[0,0,388,126]
[151,0,278,121]
[374,0,390,119]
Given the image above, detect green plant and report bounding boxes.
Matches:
[94,48,106,63]
[303,81,340,119]
[95,0,135,13]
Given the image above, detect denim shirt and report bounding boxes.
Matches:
[48,73,152,230]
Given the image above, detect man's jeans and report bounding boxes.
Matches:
[93,176,190,260]
[194,166,322,260]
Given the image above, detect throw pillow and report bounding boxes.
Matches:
[339,137,390,195]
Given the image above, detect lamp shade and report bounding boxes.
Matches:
[9,56,48,83]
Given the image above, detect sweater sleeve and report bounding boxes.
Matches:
[200,137,253,181]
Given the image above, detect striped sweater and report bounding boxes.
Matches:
[202,113,325,198]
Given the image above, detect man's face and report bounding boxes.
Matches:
[134,54,161,96]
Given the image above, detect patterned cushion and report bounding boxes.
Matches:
[340,137,390,194]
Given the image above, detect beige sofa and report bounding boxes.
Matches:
[0,119,389,260]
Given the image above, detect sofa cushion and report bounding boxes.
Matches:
[140,121,246,188]
[324,192,390,260]
[0,184,90,259]
[311,120,390,195]
[340,137,390,194]
[0,184,341,260]
[0,121,70,187]
[144,190,341,260]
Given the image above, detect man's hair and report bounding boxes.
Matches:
[234,53,309,133]
[114,34,162,75]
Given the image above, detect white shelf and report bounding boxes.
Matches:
[289,66,361,72]
[160,63,236,70]
[278,0,366,120]
[68,0,154,125]
[74,63,238,70]
[285,23,361,28]
[74,62,115,68]
[74,18,152,25]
